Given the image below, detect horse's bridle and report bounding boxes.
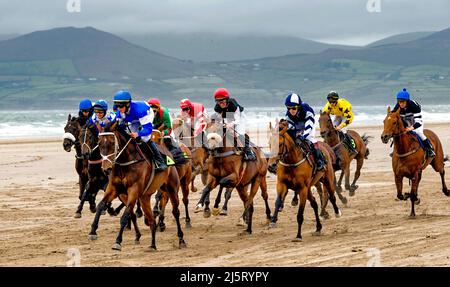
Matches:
[98,131,133,166]
[274,131,308,167]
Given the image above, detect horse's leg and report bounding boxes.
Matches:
[179,176,191,228]
[88,184,118,240]
[270,182,288,228]
[440,169,450,196]
[220,188,233,215]
[74,184,90,218]
[323,172,342,217]
[113,202,126,216]
[395,174,406,201]
[212,185,224,216]
[235,185,250,229]
[195,176,218,215]
[166,184,187,248]
[260,177,272,225]
[307,188,322,236]
[409,172,421,218]
[157,191,169,232]
[140,195,157,251]
[135,201,143,218]
[315,183,330,219]
[153,190,162,217]
[190,166,200,193]
[350,156,364,194]
[344,163,352,195]
[293,186,308,242]
[291,191,299,207]
[112,188,138,251]
[336,170,345,194]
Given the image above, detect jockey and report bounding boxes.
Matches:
[113,90,168,172]
[285,92,326,170]
[89,100,116,132]
[148,98,178,151]
[78,98,93,125]
[392,88,435,158]
[323,91,357,155]
[179,98,208,149]
[212,88,256,161]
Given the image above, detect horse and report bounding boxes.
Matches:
[318,111,371,197]
[172,117,209,193]
[150,129,193,229]
[195,126,272,234]
[88,121,186,251]
[268,119,341,241]
[63,115,89,202]
[381,106,449,217]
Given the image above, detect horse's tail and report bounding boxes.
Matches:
[361,133,372,159]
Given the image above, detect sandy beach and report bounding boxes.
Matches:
[1,123,450,266]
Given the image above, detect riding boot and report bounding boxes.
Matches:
[423,138,436,158]
[140,141,168,172]
[312,143,326,171]
[239,134,256,161]
[344,133,358,155]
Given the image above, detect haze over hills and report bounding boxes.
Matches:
[0,26,449,109]
[366,31,434,47]
[120,33,359,62]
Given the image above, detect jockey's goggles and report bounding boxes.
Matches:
[215,98,228,104]
[286,106,299,110]
[115,103,129,108]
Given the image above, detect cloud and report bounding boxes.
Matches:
[0,0,449,44]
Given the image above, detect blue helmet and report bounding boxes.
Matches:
[285,92,302,107]
[396,88,410,101]
[93,99,108,112]
[114,90,132,103]
[79,98,93,110]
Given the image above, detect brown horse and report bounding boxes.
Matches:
[381,106,449,217]
[268,119,341,241]
[319,111,370,197]
[151,130,193,229]
[195,128,272,234]
[88,122,186,251]
[172,117,209,192]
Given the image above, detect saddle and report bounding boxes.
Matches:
[339,131,356,153]
[170,147,189,165]
[295,139,320,172]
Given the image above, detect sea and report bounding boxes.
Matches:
[1,105,450,140]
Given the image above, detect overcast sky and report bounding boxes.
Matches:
[1,0,449,45]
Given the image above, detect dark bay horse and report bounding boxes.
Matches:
[63,115,89,202]
[151,130,193,229]
[195,129,272,234]
[268,119,341,241]
[88,122,186,251]
[319,111,371,197]
[381,106,449,217]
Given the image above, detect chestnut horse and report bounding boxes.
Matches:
[268,119,341,241]
[88,122,186,251]
[195,128,272,234]
[381,106,449,217]
[319,111,370,197]
[151,130,193,229]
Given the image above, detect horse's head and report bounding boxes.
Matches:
[207,132,223,150]
[151,129,164,145]
[319,110,334,139]
[63,114,81,152]
[98,121,119,169]
[267,119,288,173]
[79,123,99,158]
[381,106,404,144]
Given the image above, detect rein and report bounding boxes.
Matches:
[277,132,310,167]
[98,132,136,166]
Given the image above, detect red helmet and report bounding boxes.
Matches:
[214,88,230,100]
[180,98,193,110]
[147,98,160,108]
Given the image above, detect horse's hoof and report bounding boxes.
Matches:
[409,214,416,219]
[340,196,348,205]
[292,237,302,242]
[212,208,221,216]
[192,187,198,193]
[159,225,166,232]
[91,207,97,214]
[349,190,355,197]
[88,234,97,241]
[203,209,211,218]
[194,204,203,213]
[239,230,252,236]
[312,231,321,236]
[336,186,343,193]
[112,243,122,251]
[74,212,82,219]
[335,209,342,218]
[269,222,277,229]
[291,199,299,207]
[147,246,157,252]
[185,222,192,229]
[320,211,331,220]
[134,240,140,245]
[220,209,228,216]
[136,211,143,218]
[415,198,421,205]
[179,240,187,249]
[126,225,131,230]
